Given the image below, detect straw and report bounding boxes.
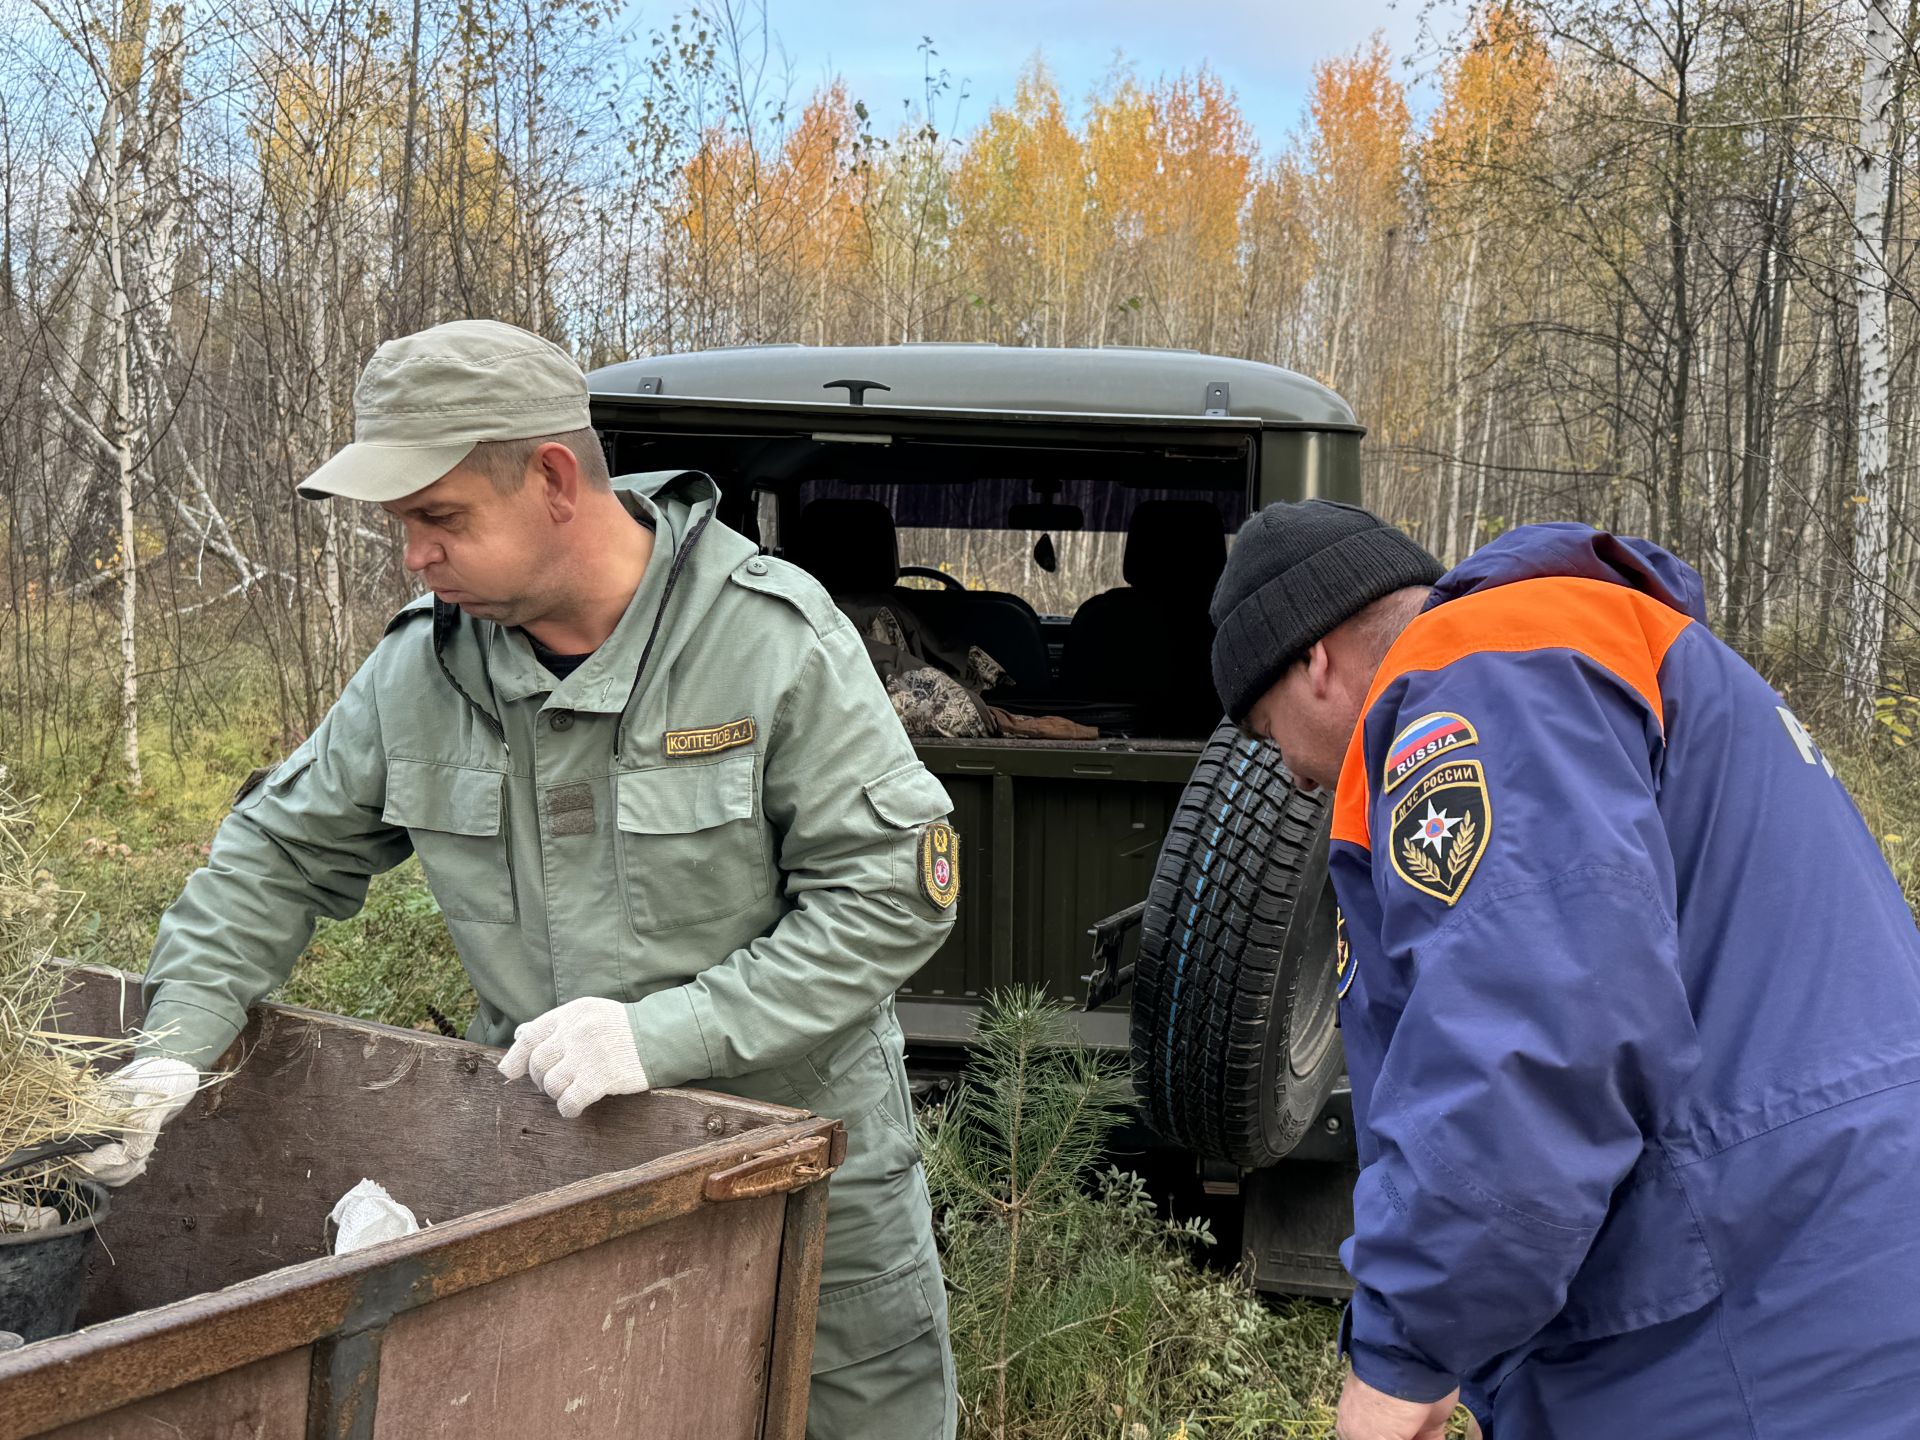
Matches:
[0,771,141,1223]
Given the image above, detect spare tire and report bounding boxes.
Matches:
[1130,720,1344,1168]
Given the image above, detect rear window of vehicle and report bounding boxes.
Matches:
[792,478,1247,617]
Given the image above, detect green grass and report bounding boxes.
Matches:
[13,699,475,1037]
[1832,740,1920,908]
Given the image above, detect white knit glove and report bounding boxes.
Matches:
[72,1056,201,1187]
[498,998,649,1119]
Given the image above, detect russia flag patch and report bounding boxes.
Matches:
[1383,711,1479,792]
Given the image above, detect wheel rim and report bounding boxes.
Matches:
[1286,881,1340,1081]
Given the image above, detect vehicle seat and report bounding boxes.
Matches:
[1061,500,1227,735]
[787,499,1052,693]
[905,587,1052,693]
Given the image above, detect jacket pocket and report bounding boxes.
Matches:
[861,763,953,892]
[862,763,951,828]
[382,757,515,924]
[812,1252,941,1373]
[614,751,771,931]
[1531,1147,1721,1348]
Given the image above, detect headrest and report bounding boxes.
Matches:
[789,499,900,593]
[1123,500,1227,595]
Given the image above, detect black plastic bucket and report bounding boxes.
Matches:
[0,1181,110,1342]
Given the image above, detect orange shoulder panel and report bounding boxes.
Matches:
[1328,578,1692,851]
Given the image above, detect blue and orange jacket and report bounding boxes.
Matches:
[1328,524,1920,1420]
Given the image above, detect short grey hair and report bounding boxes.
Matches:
[1348,586,1431,661]
[462,427,610,492]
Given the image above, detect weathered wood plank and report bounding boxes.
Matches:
[0,1129,834,1439]
[759,1178,832,1440]
[0,969,837,1440]
[51,969,806,1318]
[371,1196,785,1439]
[37,1348,310,1440]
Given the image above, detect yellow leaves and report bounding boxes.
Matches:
[1875,692,1920,745]
[670,58,1262,346]
[1423,2,1553,213]
[1086,66,1253,268]
[1309,33,1410,210]
[675,83,862,304]
[952,62,1258,342]
[253,57,393,215]
[951,62,1090,323]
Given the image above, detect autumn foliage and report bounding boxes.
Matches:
[5,0,1917,757]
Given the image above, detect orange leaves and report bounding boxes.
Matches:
[1308,33,1410,219]
[955,61,1085,244]
[671,82,863,339]
[1423,2,1553,213]
[1104,68,1253,273]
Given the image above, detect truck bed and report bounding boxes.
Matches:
[900,737,1206,1050]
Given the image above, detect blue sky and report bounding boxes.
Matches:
[762,0,1455,153]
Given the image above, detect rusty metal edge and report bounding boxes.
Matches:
[702,1135,830,1203]
[305,1328,382,1440]
[0,1116,840,1440]
[758,1173,833,1440]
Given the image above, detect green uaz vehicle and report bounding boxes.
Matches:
[586,343,1362,1295]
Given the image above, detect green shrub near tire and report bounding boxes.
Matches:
[1130,720,1345,1168]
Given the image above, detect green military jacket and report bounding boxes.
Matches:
[141,472,958,1086]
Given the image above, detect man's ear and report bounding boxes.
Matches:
[535,441,583,522]
[1303,639,1335,701]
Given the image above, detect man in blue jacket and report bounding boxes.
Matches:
[1209,501,1920,1439]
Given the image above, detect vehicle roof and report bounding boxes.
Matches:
[587,343,1357,428]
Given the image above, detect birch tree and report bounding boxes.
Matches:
[1847,0,1898,734]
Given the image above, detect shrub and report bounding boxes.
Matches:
[922,988,1348,1439]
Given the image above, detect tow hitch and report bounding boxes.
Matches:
[1082,901,1146,1011]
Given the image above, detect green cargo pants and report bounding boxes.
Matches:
[712,1003,957,1440]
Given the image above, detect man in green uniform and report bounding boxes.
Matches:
[75,319,960,1438]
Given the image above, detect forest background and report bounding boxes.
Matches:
[3,1,1919,1432]
[8,0,1920,772]
[5,0,1920,772]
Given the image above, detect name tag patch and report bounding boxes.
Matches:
[664,717,756,760]
[1383,711,1479,791]
[1389,758,1490,906]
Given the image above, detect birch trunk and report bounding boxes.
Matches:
[1442,224,1481,568]
[106,135,140,785]
[312,236,350,694]
[1468,382,1495,551]
[1847,0,1898,735]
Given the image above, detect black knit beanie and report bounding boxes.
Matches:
[1209,500,1444,720]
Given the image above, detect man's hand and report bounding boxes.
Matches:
[1335,1371,1460,1440]
[72,1056,201,1187]
[498,998,649,1118]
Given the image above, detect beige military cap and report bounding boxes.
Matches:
[297,319,591,503]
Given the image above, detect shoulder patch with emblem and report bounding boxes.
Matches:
[919,821,960,910]
[664,717,756,759]
[1335,906,1354,999]
[1388,758,1490,906]
[1383,711,1479,792]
